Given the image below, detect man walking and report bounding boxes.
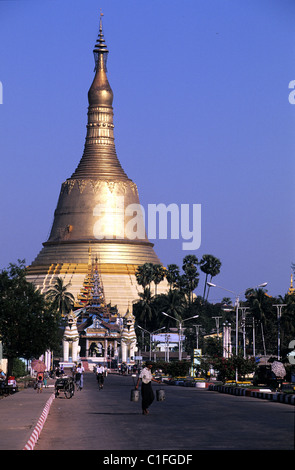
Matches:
[135,362,160,415]
[96,364,105,390]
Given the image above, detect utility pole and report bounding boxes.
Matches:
[273,304,287,360]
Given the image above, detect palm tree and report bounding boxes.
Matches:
[166,264,180,290]
[245,287,270,355]
[135,263,154,290]
[182,255,199,306]
[277,292,295,354]
[199,254,222,300]
[46,277,75,316]
[158,289,185,327]
[134,287,154,329]
[152,264,165,295]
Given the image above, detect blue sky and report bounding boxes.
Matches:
[0,0,294,302]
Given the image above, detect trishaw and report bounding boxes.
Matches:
[55,376,75,399]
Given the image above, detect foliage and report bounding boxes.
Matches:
[210,356,256,382]
[148,360,191,378]
[199,254,222,300]
[134,256,295,364]
[12,358,27,378]
[46,277,75,316]
[135,263,154,289]
[0,260,62,376]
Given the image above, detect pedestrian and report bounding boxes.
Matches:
[96,365,105,390]
[36,375,43,393]
[75,363,84,390]
[0,369,6,393]
[135,362,161,415]
[72,363,77,378]
[43,371,48,388]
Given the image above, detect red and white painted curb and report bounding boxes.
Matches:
[23,393,55,450]
[208,384,295,404]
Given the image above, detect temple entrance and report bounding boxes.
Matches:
[89,341,104,357]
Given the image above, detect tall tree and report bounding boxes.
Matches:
[0,261,62,376]
[135,263,154,290]
[166,264,180,290]
[245,287,274,355]
[158,289,186,327]
[199,254,222,300]
[152,264,165,295]
[46,277,75,316]
[181,255,199,307]
[133,287,154,329]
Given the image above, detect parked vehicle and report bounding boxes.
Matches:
[253,364,285,390]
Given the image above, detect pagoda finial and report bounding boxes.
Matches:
[288,273,295,295]
[93,10,109,71]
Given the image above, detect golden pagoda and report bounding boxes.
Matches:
[288,274,295,296]
[26,14,168,313]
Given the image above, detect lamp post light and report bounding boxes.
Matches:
[137,325,165,361]
[162,312,199,360]
[207,282,267,381]
[165,334,170,362]
[239,307,249,359]
[213,316,222,340]
[222,321,232,358]
[193,324,201,349]
[273,304,287,360]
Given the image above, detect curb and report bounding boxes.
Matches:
[208,384,295,405]
[23,393,55,450]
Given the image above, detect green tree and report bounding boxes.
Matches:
[158,289,185,328]
[166,264,180,290]
[199,254,222,300]
[0,261,62,376]
[245,287,274,355]
[152,264,165,295]
[46,277,75,316]
[274,292,295,357]
[133,287,154,329]
[180,255,199,307]
[135,263,154,290]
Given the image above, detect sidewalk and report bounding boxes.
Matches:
[0,380,56,450]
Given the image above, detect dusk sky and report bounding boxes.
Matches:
[0,0,294,303]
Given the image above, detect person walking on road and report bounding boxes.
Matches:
[96,365,105,390]
[75,363,84,390]
[36,375,43,393]
[135,362,161,415]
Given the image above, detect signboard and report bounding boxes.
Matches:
[194,349,202,357]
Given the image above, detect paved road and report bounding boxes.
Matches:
[34,372,295,451]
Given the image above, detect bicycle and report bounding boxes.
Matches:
[55,376,75,399]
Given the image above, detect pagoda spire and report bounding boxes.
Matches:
[71,12,128,180]
[28,13,162,292]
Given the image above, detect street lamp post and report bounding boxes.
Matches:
[193,324,201,349]
[273,304,287,360]
[239,307,249,359]
[213,316,222,339]
[165,334,170,362]
[207,281,267,381]
[137,325,165,361]
[162,312,199,360]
